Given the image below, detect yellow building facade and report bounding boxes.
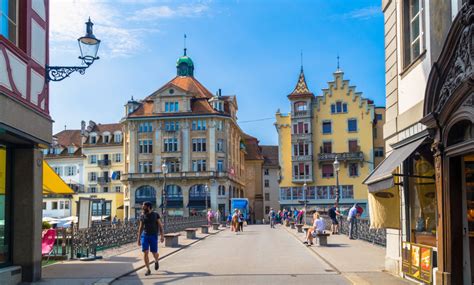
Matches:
[275,68,385,216]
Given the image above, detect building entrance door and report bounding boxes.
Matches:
[462,154,474,284]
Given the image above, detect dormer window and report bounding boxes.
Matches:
[331,101,348,114]
[68,146,75,154]
[114,132,122,143]
[103,135,110,144]
[165,102,179,112]
[213,101,224,112]
[90,135,97,144]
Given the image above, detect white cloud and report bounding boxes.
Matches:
[344,6,381,20]
[129,3,210,21]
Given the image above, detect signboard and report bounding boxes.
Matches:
[402,242,433,284]
[78,198,92,229]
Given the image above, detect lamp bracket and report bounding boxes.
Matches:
[46,65,88,82]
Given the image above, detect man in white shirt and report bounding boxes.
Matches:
[348,204,359,239]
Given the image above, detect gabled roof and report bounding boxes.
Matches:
[54,130,81,147]
[156,76,213,99]
[288,68,314,99]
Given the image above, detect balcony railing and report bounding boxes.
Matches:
[292,175,313,183]
[122,171,229,181]
[98,159,111,167]
[292,155,312,161]
[97,177,111,185]
[317,151,364,162]
[292,110,309,117]
[291,133,312,141]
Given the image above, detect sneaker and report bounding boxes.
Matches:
[155,260,159,271]
[145,269,151,276]
[303,241,308,244]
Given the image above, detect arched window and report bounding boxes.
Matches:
[135,185,156,202]
[166,185,183,199]
[218,185,226,196]
[294,101,307,111]
[189,184,207,199]
[447,120,473,147]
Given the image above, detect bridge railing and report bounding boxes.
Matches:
[70,216,206,259]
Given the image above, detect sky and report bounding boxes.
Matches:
[49,0,385,145]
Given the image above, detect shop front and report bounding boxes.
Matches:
[421,3,474,284]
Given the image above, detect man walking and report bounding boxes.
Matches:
[328,203,340,234]
[137,201,164,276]
[348,203,359,239]
[268,208,276,228]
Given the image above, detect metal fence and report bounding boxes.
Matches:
[303,215,386,247]
[67,215,206,259]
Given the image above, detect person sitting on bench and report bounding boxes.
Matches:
[303,212,325,246]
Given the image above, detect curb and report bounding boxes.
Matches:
[101,228,225,285]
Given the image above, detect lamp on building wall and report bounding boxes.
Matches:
[162,162,168,231]
[333,156,340,213]
[46,18,101,82]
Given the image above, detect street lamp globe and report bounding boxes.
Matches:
[78,18,101,66]
[162,162,168,174]
[333,156,340,172]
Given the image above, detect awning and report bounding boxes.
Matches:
[364,136,427,193]
[43,161,75,195]
[187,200,206,209]
[160,200,184,208]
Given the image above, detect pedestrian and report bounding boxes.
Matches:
[348,203,359,239]
[207,209,214,225]
[231,209,239,233]
[215,210,221,224]
[227,213,232,227]
[238,211,244,232]
[268,208,276,228]
[303,212,325,246]
[112,215,117,224]
[296,209,304,225]
[277,210,282,224]
[328,203,340,234]
[137,201,164,276]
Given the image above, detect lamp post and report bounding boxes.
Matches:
[205,184,209,211]
[46,18,101,82]
[333,156,340,213]
[303,182,307,224]
[162,162,168,231]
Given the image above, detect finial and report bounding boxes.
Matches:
[337,54,340,70]
[300,50,303,72]
[131,95,134,101]
[184,34,187,56]
[64,125,67,131]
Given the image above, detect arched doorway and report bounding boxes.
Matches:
[163,184,183,216]
[188,184,210,215]
[135,185,156,217]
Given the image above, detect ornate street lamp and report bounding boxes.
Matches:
[46,18,101,82]
[205,184,209,211]
[162,162,168,231]
[303,182,308,225]
[333,156,340,213]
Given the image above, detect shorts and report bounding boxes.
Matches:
[141,234,158,253]
[331,217,339,225]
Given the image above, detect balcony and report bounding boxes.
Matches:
[98,159,111,168]
[291,133,312,141]
[122,171,229,181]
[292,110,310,118]
[292,175,313,183]
[292,155,312,162]
[97,176,111,185]
[317,152,364,162]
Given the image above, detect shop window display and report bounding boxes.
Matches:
[0,145,10,266]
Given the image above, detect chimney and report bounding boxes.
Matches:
[218,89,222,97]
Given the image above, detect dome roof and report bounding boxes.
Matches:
[176,55,194,67]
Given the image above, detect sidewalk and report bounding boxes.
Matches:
[282,225,415,285]
[31,228,224,285]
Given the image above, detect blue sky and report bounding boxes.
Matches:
[49,0,384,145]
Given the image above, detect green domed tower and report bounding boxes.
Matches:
[176,48,194,77]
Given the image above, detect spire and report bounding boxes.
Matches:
[184,34,187,56]
[289,68,313,97]
[300,50,303,72]
[336,54,343,73]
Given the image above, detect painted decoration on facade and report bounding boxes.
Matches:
[402,241,433,284]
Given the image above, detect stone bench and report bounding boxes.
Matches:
[212,223,220,230]
[185,228,198,239]
[315,232,330,246]
[164,233,180,247]
[290,221,295,229]
[201,225,210,234]
[296,224,304,233]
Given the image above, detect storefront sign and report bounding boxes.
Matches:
[402,242,433,284]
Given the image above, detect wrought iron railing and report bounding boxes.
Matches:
[317,151,364,162]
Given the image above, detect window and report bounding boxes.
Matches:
[265,206,270,214]
[43,202,47,210]
[376,113,383,121]
[112,171,121,180]
[348,119,358,132]
[0,0,18,45]
[89,186,97,193]
[89,172,97,182]
[90,135,97,144]
[192,138,207,152]
[166,161,180,173]
[264,168,269,175]
[348,140,359,152]
[139,139,153,154]
[373,127,378,139]
[294,101,307,111]
[138,161,153,173]
[115,186,122,193]
[138,122,153,133]
[103,186,109,193]
[65,201,70,209]
[265,193,270,201]
[403,0,424,67]
[374,147,384,157]
[216,139,225,152]
[114,153,122,163]
[53,166,63,176]
[293,163,310,179]
[214,101,224,111]
[114,133,122,143]
[341,185,354,199]
[322,121,332,134]
[192,160,207,172]
[165,102,179,112]
[217,160,224,172]
[293,142,309,156]
[331,102,348,114]
[349,163,359,177]
[322,164,334,178]
[59,201,65,209]
[216,121,224,131]
[192,120,207,131]
[264,179,269,187]
[103,135,110,144]
[164,121,179,131]
[322,141,332,154]
[65,166,76,176]
[68,146,75,154]
[218,185,226,196]
[89,155,97,164]
[163,138,178,152]
[52,202,58,210]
